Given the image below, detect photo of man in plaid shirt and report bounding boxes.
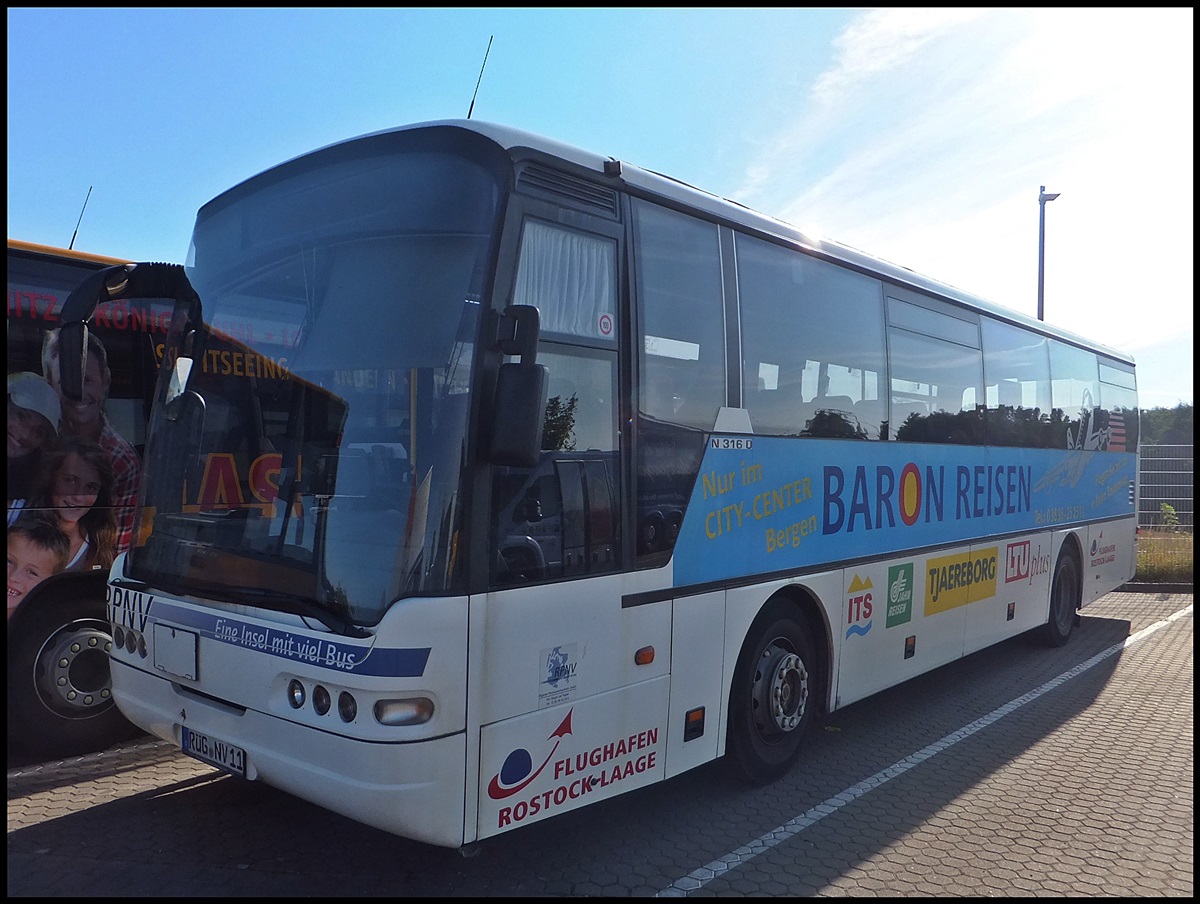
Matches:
[42,329,141,551]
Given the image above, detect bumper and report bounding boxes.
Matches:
[111,659,468,848]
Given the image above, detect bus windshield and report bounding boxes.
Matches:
[127,132,507,626]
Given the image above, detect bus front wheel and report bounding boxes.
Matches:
[1039,544,1081,647]
[726,602,817,784]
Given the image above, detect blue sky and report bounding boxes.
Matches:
[7,8,1193,408]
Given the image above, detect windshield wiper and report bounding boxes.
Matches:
[225,587,371,638]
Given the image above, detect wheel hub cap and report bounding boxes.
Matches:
[753,643,809,734]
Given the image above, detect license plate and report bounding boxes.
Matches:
[154,623,197,680]
[182,726,246,777]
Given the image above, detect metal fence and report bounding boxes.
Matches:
[1139,444,1194,529]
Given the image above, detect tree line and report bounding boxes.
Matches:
[1140,403,1193,445]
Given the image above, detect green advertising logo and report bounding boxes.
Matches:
[886,563,914,628]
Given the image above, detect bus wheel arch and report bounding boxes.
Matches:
[1040,535,1083,648]
[725,590,827,784]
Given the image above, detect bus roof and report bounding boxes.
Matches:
[209,120,1138,367]
[8,238,129,267]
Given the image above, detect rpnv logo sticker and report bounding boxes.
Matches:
[539,644,578,708]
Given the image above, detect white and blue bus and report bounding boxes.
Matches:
[63,121,1138,849]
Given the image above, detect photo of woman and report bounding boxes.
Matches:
[8,434,118,574]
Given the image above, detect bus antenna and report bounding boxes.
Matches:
[467,35,493,120]
[69,185,93,251]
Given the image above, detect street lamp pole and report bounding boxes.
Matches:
[1037,184,1060,321]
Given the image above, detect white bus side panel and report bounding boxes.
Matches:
[964,532,1054,655]
[476,677,669,840]
[664,589,725,778]
[1085,518,1137,604]
[472,573,671,728]
[469,572,671,842]
[836,547,968,708]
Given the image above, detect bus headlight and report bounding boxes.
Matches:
[338,691,357,723]
[374,697,434,726]
[313,685,331,715]
[287,679,306,709]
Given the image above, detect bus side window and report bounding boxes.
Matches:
[491,347,620,587]
[981,317,1053,448]
[633,200,726,563]
[1098,359,1138,452]
[887,294,983,445]
[854,398,886,440]
[634,200,726,431]
[890,399,924,429]
[1050,340,1101,450]
[736,232,886,440]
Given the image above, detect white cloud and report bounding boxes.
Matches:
[732,8,1193,402]
[811,8,990,106]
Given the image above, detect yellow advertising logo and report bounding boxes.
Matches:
[924,547,998,615]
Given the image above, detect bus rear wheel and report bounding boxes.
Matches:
[726,602,817,784]
[1039,544,1081,647]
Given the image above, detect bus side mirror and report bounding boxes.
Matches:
[57,321,90,403]
[56,260,198,403]
[496,304,541,364]
[490,362,549,467]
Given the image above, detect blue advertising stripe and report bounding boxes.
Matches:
[673,438,1137,587]
[151,600,429,677]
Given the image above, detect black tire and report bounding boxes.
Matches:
[7,584,140,759]
[726,601,819,784]
[1039,544,1081,647]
